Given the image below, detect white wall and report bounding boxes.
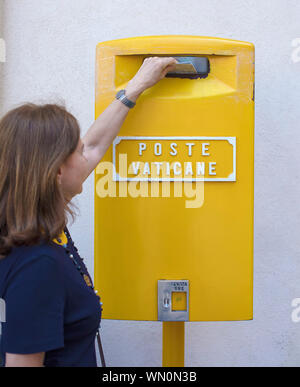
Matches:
[1,0,300,366]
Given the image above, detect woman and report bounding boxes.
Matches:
[0,57,177,367]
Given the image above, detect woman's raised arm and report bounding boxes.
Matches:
[80,57,177,181]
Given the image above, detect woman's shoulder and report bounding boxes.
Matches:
[0,242,64,292]
[3,241,61,264]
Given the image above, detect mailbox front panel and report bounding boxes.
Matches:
[94,36,254,321]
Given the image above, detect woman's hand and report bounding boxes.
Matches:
[126,57,178,101]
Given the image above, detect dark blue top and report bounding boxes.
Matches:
[0,228,102,367]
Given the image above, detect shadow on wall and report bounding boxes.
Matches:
[0,0,5,114]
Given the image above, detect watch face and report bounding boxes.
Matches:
[116,89,125,98]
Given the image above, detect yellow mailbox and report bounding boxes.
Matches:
[94,36,254,324]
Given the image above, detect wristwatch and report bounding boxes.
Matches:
[116,89,136,109]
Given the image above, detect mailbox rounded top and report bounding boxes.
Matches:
[96,35,254,53]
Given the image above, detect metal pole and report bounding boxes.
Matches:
[162,321,185,367]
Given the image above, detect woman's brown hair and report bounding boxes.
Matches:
[0,102,80,258]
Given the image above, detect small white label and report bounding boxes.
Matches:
[113,136,236,182]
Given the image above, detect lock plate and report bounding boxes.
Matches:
[158,280,189,321]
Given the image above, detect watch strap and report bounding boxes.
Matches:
[116,89,136,108]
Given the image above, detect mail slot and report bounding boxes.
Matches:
[94,36,254,321]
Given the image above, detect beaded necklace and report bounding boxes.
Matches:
[52,228,102,304]
[52,228,105,366]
